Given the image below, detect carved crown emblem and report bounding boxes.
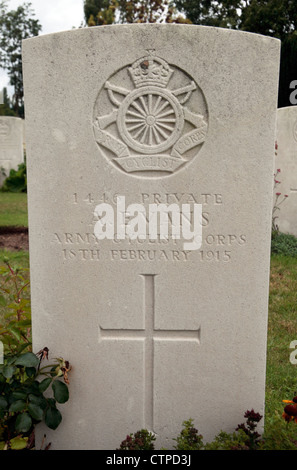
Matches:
[129,57,173,89]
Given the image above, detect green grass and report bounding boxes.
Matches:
[0,192,28,227]
[0,249,29,267]
[266,256,297,412]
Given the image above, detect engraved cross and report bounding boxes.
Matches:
[98,274,200,432]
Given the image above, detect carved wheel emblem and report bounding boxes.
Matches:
[118,87,184,154]
[93,56,208,177]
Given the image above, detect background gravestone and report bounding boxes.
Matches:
[0,117,24,187]
[274,106,297,236]
[22,24,280,450]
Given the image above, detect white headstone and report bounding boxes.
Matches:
[22,24,280,450]
[0,117,24,186]
[274,106,297,236]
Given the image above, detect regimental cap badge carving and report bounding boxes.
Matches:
[93,55,208,178]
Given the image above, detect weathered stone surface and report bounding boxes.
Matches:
[274,106,297,236]
[0,117,24,186]
[22,24,280,450]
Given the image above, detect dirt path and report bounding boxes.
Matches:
[0,226,29,251]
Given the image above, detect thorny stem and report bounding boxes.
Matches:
[17,281,30,300]
[2,263,30,323]
[6,263,19,299]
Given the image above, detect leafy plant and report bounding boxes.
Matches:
[174,413,262,450]
[1,162,27,193]
[204,429,251,450]
[117,411,268,450]
[173,418,204,450]
[0,260,31,355]
[0,260,71,450]
[117,429,156,450]
[235,409,263,449]
[0,349,71,450]
[271,231,297,257]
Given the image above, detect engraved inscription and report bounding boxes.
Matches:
[54,191,247,262]
[93,55,208,177]
[72,191,222,206]
[53,230,246,262]
[110,249,191,261]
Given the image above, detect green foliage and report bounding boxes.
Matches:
[0,350,70,449]
[0,87,16,117]
[83,0,190,26]
[173,0,297,108]
[1,162,27,193]
[0,261,71,450]
[173,418,204,450]
[174,0,241,28]
[0,1,42,117]
[271,231,297,257]
[262,412,297,450]
[0,261,31,354]
[174,0,297,38]
[173,412,263,450]
[118,408,297,450]
[118,429,156,450]
[84,0,117,25]
[204,429,251,450]
[239,0,296,40]
[84,0,109,22]
[118,0,168,24]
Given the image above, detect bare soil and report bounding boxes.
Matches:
[0,226,29,251]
